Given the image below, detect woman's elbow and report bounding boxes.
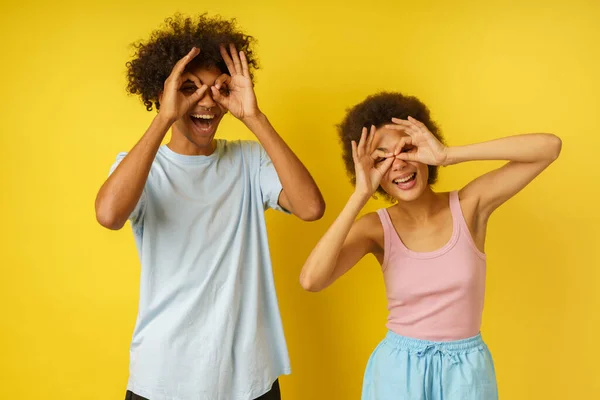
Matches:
[299,272,325,292]
[545,134,562,161]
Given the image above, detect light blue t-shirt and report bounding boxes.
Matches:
[110,139,291,400]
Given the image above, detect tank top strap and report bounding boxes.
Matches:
[376,209,394,271]
[448,191,463,219]
[449,191,467,236]
[448,191,486,260]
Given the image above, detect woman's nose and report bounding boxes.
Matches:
[391,155,407,170]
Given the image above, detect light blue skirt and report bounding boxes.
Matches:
[362,331,498,400]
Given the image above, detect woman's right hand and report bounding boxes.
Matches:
[352,125,395,199]
[158,47,209,123]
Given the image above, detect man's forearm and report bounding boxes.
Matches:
[95,114,172,229]
[243,113,325,220]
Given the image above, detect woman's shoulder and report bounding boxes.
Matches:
[355,210,386,242]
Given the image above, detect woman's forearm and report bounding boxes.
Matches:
[444,133,562,166]
[299,193,368,291]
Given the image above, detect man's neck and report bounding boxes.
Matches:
[167,133,217,156]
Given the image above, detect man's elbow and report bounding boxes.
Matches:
[95,198,126,230]
[297,199,326,221]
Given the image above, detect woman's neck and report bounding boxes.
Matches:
[391,187,447,221]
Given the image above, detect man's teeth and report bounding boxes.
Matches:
[393,173,415,184]
[191,114,214,120]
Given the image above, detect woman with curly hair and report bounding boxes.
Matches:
[299,92,561,399]
[95,14,324,400]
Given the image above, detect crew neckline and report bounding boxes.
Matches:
[159,140,223,164]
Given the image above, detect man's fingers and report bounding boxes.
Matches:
[170,47,200,79]
[220,45,236,76]
[187,84,209,105]
[229,43,242,75]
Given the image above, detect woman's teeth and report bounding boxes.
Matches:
[393,173,416,184]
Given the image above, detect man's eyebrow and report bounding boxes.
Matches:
[183,78,204,85]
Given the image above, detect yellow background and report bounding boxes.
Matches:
[2,0,599,398]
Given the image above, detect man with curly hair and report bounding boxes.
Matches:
[95,14,325,400]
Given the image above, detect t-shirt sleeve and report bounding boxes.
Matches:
[257,144,290,214]
[108,152,147,224]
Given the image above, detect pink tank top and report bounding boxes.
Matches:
[376,191,487,341]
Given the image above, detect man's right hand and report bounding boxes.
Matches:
[158,47,208,123]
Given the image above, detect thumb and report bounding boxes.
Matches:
[376,156,395,175]
[211,86,229,108]
[188,84,208,104]
[214,74,231,90]
[396,152,417,162]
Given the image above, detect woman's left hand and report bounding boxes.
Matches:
[385,116,448,166]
